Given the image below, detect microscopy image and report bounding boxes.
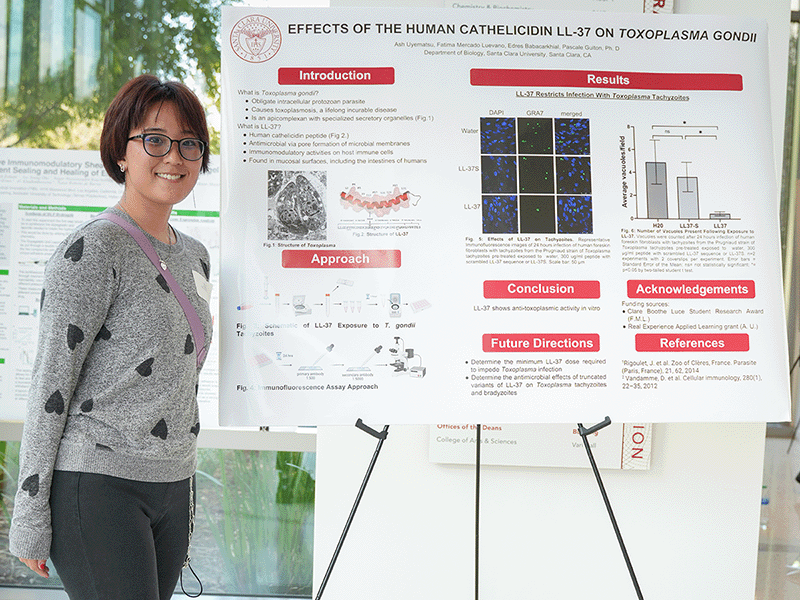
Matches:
[556,156,592,195]
[555,118,590,156]
[267,170,328,240]
[517,118,553,155]
[480,117,517,155]
[558,196,593,234]
[520,196,556,234]
[268,170,284,197]
[482,195,518,234]
[519,156,554,194]
[482,155,517,194]
[479,116,593,236]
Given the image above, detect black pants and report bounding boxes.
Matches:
[49,470,192,600]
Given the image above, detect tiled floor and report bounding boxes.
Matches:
[758,434,800,599]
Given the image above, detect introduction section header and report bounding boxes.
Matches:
[279,68,395,85]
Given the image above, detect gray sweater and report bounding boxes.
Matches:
[9,207,213,560]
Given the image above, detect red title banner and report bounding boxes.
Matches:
[635,333,749,352]
[483,333,600,352]
[279,67,394,85]
[627,280,755,299]
[470,69,742,91]
[484,280,600,299]
[282,249,401,268]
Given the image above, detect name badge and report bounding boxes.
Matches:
[193,270,213,304]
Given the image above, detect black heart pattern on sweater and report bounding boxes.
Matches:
[64,237,84,262]
[184,334,194,354]
[67,324,84,350]
[45,391,65,415]
[21,475,39,497]
[200,259,210,279]
[151,419,168,440]
[136,358,154,377]
[80,399,93,412]
[95,325,111,341]
[156,274,170,293]
[190,422,200,436]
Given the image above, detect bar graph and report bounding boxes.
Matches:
[631,123,737,221]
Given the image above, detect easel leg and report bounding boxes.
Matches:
[578,417,645,600]
[315,419,389,600]
[475,424,481,600]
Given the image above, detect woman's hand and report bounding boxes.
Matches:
[19,557,49,578]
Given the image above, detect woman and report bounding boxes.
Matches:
[9,74,214,599]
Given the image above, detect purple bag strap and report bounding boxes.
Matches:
[93,212,207,368]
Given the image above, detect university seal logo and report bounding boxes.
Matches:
[230,15,281,63]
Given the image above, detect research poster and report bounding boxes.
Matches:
[0,148,221,425]
[220,8,790,426]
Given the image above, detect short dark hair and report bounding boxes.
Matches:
[100,74,210,183]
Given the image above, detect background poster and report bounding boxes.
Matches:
[220,8,789,426]
[0,148,221,425]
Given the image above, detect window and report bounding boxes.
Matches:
[0,441,316,597]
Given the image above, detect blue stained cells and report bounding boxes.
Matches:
[479,116,593,236]
[555,119,590,155]
[558,196,593,234]
[482,155,517,194]
[483,196,519,233]
[556,156,591,195]
[480,118,517,155]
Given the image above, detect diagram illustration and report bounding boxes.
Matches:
[480,116,593,235]
[240,276,432,320]
[387,336,426,377]
[245,336,428,381]
[627,123,739,221]
[267,170,327,240]
[339,185,421,217]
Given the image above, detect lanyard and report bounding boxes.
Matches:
[93,211,207,368]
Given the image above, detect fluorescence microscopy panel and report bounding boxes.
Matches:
[520,196,556,234]
[558,196,593,234]
[519,155,555,194]
[556,157,591,195]
[481,155,517,194]
[483,195,519,234]
[517,118,554,155]
[555,118,590,156]
[480,117,517,155]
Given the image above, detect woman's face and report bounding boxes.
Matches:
[120,101,202,212]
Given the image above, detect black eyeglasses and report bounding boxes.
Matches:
[128,133,205,161]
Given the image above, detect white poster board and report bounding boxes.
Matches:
[429,422,653,469]
[0,148,221,425]
[220,7,789,426]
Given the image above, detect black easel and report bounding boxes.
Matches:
[577,417,644,600]
[475,424,481,600]
[314,419,389,600]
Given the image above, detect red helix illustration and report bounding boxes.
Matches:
[340,186,420,217]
